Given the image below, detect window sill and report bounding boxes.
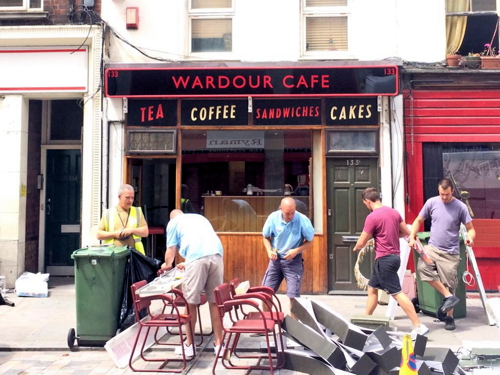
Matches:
[0,11,48,20]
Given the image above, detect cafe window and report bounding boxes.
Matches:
[181,129,312,232]
[423,142,500,221]
[189,0,233,54]
[302,0,350,57]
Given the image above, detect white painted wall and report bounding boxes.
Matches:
[0,95,28,287]
[101,0,446,64]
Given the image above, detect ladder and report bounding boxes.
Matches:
[460,224,496,326]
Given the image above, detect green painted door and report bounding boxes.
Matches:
[45,149,82,271]
[327,158,378,293]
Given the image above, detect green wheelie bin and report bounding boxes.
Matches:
[412,232,466,320]
[68,245,130,348]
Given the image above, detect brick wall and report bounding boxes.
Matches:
[0,0,101,26]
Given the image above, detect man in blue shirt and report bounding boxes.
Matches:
[262,197,315,315]
[161,209,223,358]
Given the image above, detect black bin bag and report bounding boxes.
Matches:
[119,248,162,331]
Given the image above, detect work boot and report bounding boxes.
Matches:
[441,296,459,313]
[444,316,456,331]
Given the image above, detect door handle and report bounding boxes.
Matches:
[342,236,359,243]
[47,198,51,216]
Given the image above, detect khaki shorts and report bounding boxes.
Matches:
[417,244,460,294]
[183,254,223,305]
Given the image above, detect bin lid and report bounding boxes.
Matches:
[417,232,431,241]
[71,245,130,259]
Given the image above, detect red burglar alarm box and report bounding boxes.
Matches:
[126,7,139,30]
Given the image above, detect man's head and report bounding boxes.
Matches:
[279,197,296,223]
[118,184,135,210]
[361,187,380,211]
[170,209,184,220]
[438,178,455,204]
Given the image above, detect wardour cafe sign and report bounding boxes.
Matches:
[105,66,398,98]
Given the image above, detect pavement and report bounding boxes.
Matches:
[0,276,499,374]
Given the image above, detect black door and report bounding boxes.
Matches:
[327,158,378,292]
[45,149,81,272]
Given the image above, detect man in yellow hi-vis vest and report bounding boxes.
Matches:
[97,184,149,254]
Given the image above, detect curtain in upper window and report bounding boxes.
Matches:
[446,0,469,54]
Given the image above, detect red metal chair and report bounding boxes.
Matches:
[156,268,212,346]
[229,278,285,324]
[129,280,195,373]
[212,282,285,374]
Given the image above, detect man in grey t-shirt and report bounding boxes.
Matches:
[409,178,475,331]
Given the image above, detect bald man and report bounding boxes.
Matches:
[162,210,223,358]
[261,197,315,314]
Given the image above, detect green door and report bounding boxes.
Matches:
[45,149,82,272]
[327,158,378,293]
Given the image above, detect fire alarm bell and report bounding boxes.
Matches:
[126,7,139,30]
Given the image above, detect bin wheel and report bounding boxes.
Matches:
[436,304,447,321]
[67,328,76,349]
[411,297,421,313]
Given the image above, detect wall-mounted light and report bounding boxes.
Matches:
[126,7,139,30]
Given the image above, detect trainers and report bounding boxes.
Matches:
[441,296,459,313]
[174,342,194,357]
[411,324,430,339]
[214,342,224,357]
[444,316,456,331]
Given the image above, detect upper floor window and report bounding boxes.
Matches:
[0,0,42,11]
[446,0,498,56]
[189,0,233,54]
[302,0,350,58]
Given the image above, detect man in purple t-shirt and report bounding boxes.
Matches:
[354,188,429,337]
[409,178,475,331]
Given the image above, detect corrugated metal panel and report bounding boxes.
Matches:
[404,90,500,137]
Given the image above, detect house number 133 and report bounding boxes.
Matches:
[346,159,360,165]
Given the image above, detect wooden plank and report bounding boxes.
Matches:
[404,99,500,108]
[219,233,326,294]
[403,90,500,99]
[405,108,500,117]
[405,117,500,125]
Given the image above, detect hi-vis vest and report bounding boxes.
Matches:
[103,206,145,255]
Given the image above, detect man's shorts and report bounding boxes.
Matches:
[418,244,460,294]
[182,254,223,305]
[261,254,303,298]
[368,254,402,295]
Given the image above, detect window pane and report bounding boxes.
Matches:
[442,143,500,219]
[306,0,347,6]
[192,0,231,9]
[471,0,496,12]
[306,16,347,51]
[30,0,41,8]
[182,130,312,232]
[50,100,83,141]
[327,131,376,153]
[0,0,23,6]
[192,19,232,52]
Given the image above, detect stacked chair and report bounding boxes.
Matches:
[212,282,285,374]
[128,280,195,373]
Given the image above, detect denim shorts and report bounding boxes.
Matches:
[368,254,402,295]
[261,254,304,298]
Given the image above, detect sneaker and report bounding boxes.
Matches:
[214,342,224,357]
[441,296,459,313]
[411,324,430,339]
[174,343,194,357]
[444,316,456,331]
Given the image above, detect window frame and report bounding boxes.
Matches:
[0,0,43,12]
[301,0,352,59]
[188,0,234,57]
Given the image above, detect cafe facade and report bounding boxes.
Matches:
[104,62,405,294]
